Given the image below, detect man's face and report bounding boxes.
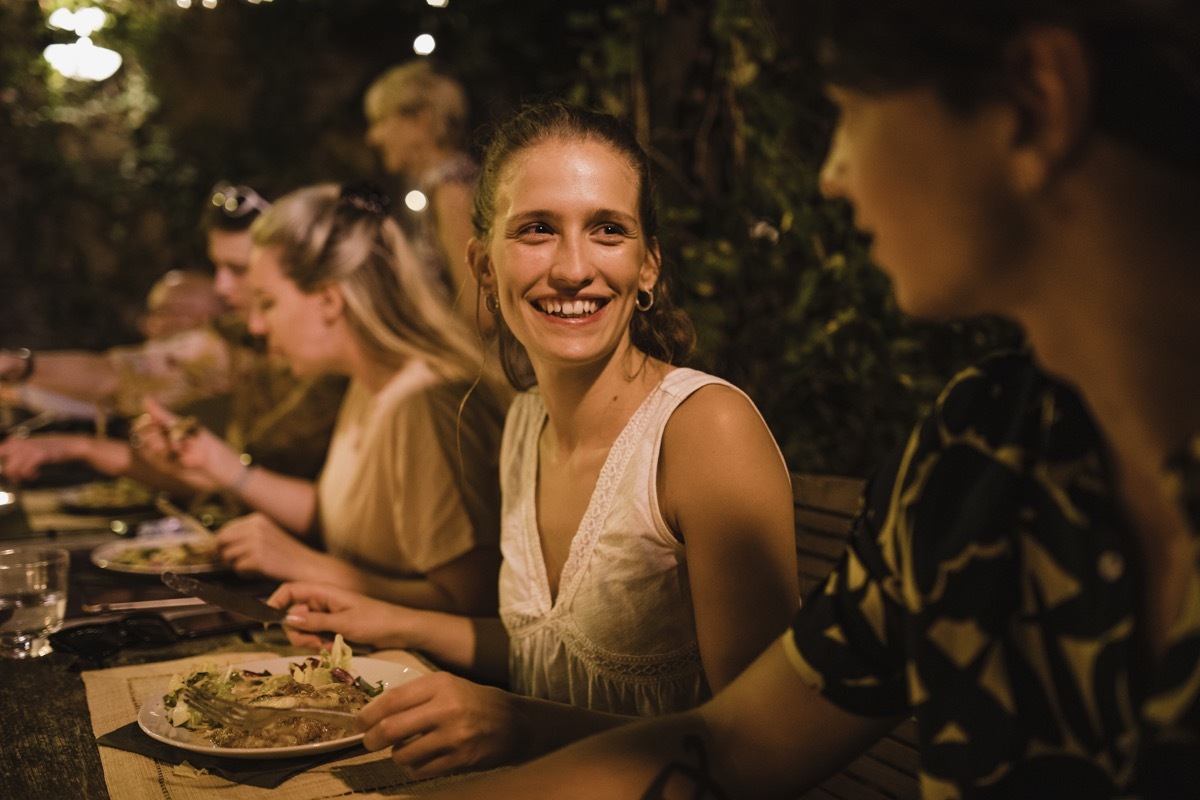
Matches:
[207,229,254,317]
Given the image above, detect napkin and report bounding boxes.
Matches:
[97,721,367,788]
[82,648,443,800]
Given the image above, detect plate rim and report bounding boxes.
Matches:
[136,655,419,759]
[90,532,224,575]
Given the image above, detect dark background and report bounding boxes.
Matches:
[0,0,1020,476]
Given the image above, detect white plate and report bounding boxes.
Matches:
[137,656,420,759]
[58,482,155,515]
[90,533,222,575]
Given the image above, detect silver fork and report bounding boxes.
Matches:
[180,687,359,731]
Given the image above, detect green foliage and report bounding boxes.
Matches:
[0,0,1020,475]
[554,0,1021,475]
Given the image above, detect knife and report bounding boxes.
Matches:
[161,571,285,624]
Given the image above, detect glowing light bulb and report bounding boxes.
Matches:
[405,190,428,212]
[427,0,449,7]
[413,34,436,56]
[47,6,107,36]
[73,7,107,36]
[47,8,76,31]
[44,37,122,82]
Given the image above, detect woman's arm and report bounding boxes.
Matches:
[222,462,316,535]
[406,639,900,799]
[0,435,132,482]
[1,351,120,406]
[268,581,509,681]
[659,383,799,690]
[324,544,502,615]
[134,398,318,533]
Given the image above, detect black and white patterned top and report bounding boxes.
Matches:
[787,350,1200,798]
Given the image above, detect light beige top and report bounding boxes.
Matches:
[316,360,505,579]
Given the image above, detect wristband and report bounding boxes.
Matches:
[9,348,33,381]
[229,454,254,494]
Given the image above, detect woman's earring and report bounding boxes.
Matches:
[635,288,655,312]
[484,293,501,314]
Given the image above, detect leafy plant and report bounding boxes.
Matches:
[0,0,1019,475]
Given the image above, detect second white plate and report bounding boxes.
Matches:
[90,533,222,575]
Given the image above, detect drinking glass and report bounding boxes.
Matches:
[0,465,18,517]
[0,547,69,658]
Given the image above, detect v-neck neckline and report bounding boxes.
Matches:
[525,370,677,609]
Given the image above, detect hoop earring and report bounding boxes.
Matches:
[484,293,501,314]
[635,288,654,312]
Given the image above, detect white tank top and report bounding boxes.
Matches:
[499,368,747,716]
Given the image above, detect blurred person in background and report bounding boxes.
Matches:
[0,181,346,492]
[136,183,509,615]
[364,60,485,329]
[0,268,229,421]
[198,180,348,480]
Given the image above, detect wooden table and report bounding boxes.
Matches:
[0,488,324,799]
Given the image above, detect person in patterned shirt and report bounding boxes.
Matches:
[395,1,1200,798]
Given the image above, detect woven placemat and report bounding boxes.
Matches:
[82,648,489,799]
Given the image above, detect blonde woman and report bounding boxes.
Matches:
[364,61,482,326]
[138,184,509,615]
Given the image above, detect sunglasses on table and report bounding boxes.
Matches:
[209,181,272,219]
[49,610,256,663]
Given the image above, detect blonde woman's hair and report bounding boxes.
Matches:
[364,61,470,151]
[250,183,484,385]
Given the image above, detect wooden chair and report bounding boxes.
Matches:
[791,473,920,800]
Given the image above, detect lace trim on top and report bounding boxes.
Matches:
[540,387,669,612]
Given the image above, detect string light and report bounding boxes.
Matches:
[405,190,428,212]
[413,33,436,55]
[43,6,122,82]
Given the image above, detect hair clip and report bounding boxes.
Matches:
[338,182,391,216]
[210,181,271,218]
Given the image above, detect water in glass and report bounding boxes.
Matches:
[0,548,69,658]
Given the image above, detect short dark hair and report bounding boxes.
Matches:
[799,0,1200,172]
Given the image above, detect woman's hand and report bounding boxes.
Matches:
[358,671,522,778]
[0,349,32,383]
[0,435,85,481]
[214,512,321,580]
[130,398,243,491]
[267,581,418,650]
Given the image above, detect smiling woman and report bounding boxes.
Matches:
[470,104,695,390]
[266,103,799,778]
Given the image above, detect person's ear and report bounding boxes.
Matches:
[1002,26,1092,193]
[317,283,345,325]
[639,239,662,294]
[467,237,496,294]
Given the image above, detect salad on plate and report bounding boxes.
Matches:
[162,635,383,749]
